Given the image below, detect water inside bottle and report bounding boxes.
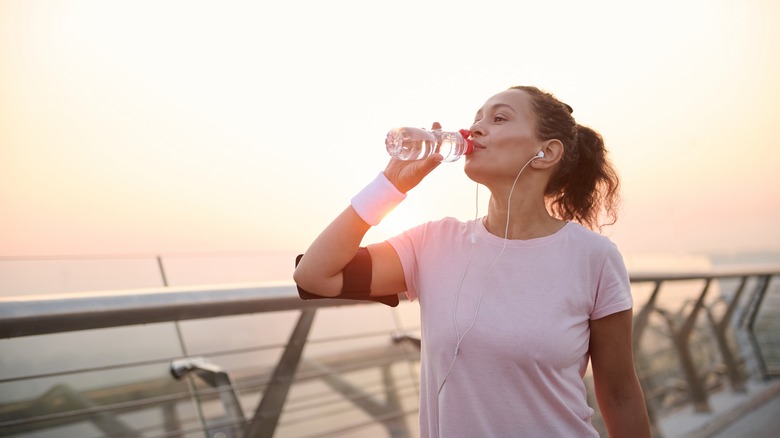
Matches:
[386,128,464,161]
[437,132,463,161]
[386,129,431,160]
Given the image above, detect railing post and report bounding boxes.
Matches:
[705,276,748,392]
[663,279,713,413]
[157,255,169,287]
[382,364,412,438]
[633,281,662,352]
[631,280,664,437]
[245,308,316,438]
[741,275,772,380]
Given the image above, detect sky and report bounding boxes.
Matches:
[2,0,780,268]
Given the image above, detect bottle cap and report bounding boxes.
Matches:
[459,129,474,155]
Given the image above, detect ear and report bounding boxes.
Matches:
[532,139,563,169]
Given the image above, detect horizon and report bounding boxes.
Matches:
[3,249,780,299]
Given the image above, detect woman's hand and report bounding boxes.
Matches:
[383,122,444,193]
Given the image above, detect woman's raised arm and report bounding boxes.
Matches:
[293,134,443,300]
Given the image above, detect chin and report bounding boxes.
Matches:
[463,160,487,185]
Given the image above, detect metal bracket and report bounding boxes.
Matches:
[170,357,246,437]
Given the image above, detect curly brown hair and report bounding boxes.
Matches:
[510,86,621,231]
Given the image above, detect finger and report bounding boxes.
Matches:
[417,155,442,177]
[431,121,442,130]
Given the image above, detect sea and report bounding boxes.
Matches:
[2,250,779,298]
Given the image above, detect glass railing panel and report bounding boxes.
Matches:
[0,323,186,381]
[174,311,301,433]
[391,300,422,338]
[0,322,195,436]
[177,310,301,356]
[307,304,400,350]
[160,253,297,286]
[0,363,196,437]
[0,257,164,297]
[171,306,423,437]
[275,353,420,438]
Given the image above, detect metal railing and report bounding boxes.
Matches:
[624,270,779,437]
[0,278,423,438]
[1,266,779,437]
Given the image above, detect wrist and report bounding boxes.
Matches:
[350,172,407,226]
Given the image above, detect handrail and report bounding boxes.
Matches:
[628,267,780,282]
[0,283,371,338]
[2,267,778,339]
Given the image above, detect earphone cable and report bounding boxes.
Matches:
[435,154,537,437]
[452,155,533,354]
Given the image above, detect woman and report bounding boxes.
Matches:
[294,86,651,437]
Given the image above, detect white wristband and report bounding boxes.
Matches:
[351,172,407,226]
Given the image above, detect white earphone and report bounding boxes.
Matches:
[536,150,545,158]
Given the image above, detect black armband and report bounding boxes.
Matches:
[294,249,399,307]
[341,247,372,294]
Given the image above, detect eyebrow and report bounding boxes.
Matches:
[490,103,516,112]
[475,103,517,118]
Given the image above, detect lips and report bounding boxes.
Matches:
[472,140,486,150]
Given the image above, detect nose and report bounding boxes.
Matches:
[469,121,485,137]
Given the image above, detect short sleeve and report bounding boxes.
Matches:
[387,226,422,302]
[590,243,633,320]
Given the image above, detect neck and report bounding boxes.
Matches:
[483,191,564,240]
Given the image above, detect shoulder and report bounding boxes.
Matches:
[564,222,617,252]
[398,216,470,239]
[561,223,627,276]
[387,217,471,254]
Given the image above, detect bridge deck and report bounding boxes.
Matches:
[658,378,780,438]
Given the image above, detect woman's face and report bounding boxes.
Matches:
[464,89,541,182]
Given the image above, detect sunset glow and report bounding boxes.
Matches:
[2,0,779,265]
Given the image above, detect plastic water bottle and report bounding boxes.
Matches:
[385,127,473,162]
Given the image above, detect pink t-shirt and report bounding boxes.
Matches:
[388,218,633,437]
